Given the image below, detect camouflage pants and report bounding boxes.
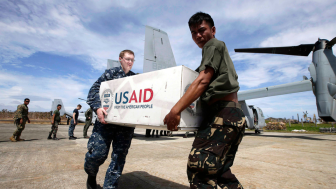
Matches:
[83,120,91,137]
[84,120,134,189]
[50,121,59,135]
[187,101,246,189]
[13,118,27,137]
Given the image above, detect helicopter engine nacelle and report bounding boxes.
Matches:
[311,46,336,122]
[239,100,266,130]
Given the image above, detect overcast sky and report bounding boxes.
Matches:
[0,0,335,119]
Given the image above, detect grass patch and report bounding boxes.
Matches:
[263,123,336,134]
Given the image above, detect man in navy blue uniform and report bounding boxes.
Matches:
[85,50,136,189]
[68,104,82,140]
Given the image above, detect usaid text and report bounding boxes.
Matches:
[115,88,153,104]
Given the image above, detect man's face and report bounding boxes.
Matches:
[119,52,134,74]
[57,106,62,110]
[77,106,81,110]
[190,20,216,48]
[24,100,30,105]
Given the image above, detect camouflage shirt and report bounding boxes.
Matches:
[85,108,93,121]
[53,109,61,122]
[14,104,28,119]
[87,66,135,113]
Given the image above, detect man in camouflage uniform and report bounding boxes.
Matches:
[164,12,245,189]
[85,50,136,189]
[10,98,31,142]
[83,108,93,138]
[48,104,62,140]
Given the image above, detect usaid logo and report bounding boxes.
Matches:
[101,89,113,112]
[115,88,153,104]
[103,98,110,104]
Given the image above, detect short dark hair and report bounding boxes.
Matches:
[77,104,82,107]
[24,98,30,102]
[57,104,62,107]
[119,50,135,58]
[188,12,214,29]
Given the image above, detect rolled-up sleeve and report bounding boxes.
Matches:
[196,46,222,74]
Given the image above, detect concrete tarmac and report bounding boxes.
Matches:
[0,123,335,189]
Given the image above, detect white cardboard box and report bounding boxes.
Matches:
[99,65,203,131]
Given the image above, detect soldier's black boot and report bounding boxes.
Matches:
[86,175,97,189]
[53,134,59,140]
[47,133,52,140]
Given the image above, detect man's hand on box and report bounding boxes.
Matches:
[97,108,108,124]
[164,110,180,131]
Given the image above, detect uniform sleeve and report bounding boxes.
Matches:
[87,70,111,113]
[85,109,88,117]
[197,46,222,73]
[17,105,23,119]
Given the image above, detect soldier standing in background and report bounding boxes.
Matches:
[68,104,82,140]
[83,108,93,138]
[48,104,62,140]
[10,98,31,142]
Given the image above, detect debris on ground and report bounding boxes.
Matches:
[319,127,336,133]
[291,129,306,132]
[265,122,286,130]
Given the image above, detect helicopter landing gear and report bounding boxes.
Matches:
[255,129,262,134]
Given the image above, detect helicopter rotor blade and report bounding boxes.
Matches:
[326,37,336,47]
[235,44,315,56]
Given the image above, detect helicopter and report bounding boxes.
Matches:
[235,37,336,126]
